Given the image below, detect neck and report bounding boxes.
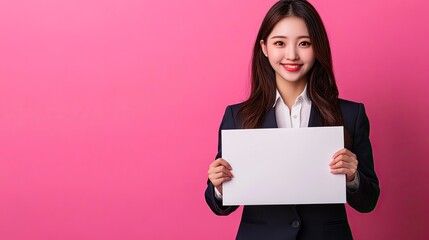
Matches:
[276,79,307,110]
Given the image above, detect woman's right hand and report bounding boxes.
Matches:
[208,158,233,194]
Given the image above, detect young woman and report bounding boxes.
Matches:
[205,0,379,239]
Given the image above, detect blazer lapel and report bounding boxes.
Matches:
[308,105,322,127]
[261,108,278,128]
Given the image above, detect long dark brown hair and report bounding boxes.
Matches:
[239,0,345,131]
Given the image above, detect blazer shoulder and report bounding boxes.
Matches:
[219,102,245,130]
[226,102,245,114]
[338,98,371,142]
[339,98,363,109]
[223,102,245,121]
[338,98,365,120]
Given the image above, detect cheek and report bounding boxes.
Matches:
[302,51,316,66]
[268,57,280,70]
[267,51,283,64]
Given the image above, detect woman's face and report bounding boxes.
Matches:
[261,16,315,86]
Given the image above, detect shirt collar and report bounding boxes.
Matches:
[273,84,311,107]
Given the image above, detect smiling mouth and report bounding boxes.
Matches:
[282,64,303,72]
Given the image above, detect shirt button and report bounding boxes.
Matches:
[292,220,300,228]
[293,115,297,119]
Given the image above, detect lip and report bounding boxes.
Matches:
[282,64,303,72]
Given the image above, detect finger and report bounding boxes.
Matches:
[330,155,357,167]
[208,159,226,174]
[332,148,356,159]
[332,148,348,159]
[210,176,232,188]
[209,158,233,170]
[209,158,222,168]
[330,161,356,171]
[208,170,233,180]
[217,158,233,170]
[330,168,356,182]
[212,170,231,180]
[213,165,233,178]
[330,167,355,175]
[329,155,348,166]
[329,154,357,166]
[210,175,231,185]
[208,166,233,180]
[212,178,231,188]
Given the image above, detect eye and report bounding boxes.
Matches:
[274,41,285,47]
[299,41,312,47]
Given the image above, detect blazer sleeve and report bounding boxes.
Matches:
[346,103,380,213]
[205,106,239,216]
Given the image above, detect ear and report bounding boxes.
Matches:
[260,40,268,57]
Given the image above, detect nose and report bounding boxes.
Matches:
[286,44,299,60]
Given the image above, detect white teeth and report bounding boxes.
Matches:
[284,65,300,69]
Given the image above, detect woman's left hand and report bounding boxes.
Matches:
[329,148,358,182]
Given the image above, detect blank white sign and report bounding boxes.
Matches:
[222,127,345,205]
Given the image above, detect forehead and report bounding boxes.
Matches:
[269,16,309,37]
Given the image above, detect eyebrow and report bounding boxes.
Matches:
[270,35,310,39]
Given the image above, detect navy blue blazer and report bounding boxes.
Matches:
[205,99,380,240]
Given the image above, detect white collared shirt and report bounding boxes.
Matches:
[274,85,312,129]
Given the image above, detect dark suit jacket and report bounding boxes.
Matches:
[205,100,380,240]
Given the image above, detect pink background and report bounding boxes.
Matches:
[1,0,428,239]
